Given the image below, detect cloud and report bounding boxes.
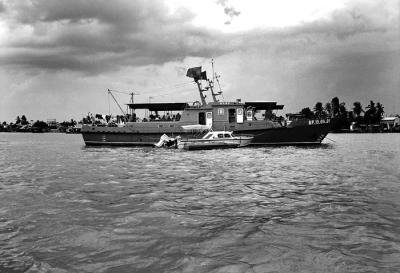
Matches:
[0,1,5,13]
[0,0,399,121]
[0,0,227,74]
[216,0,241,25]
[1,0,397,76]
[195,0,399,113]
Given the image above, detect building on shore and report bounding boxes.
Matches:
[380,116,400,132]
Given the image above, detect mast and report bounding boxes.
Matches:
[186,64,223,105]
[194,79,207,105]
[186,67,207,106]
[208,79,218,103]
[212,59,215,83]
[209,59,217,103]
[209,59,223,103]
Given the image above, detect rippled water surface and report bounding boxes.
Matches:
[1,133,400,273]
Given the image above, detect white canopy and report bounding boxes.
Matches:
[181,124,211,131]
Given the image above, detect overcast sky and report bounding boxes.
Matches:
[0,0,399,122]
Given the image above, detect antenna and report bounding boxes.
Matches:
[212,58,215,83]
[146,96,154,117]
[215,73,224,100]
[108,91,111,115]
[128,92,140,116]
[210,59,223,102]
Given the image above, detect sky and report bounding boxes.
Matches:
[0,0,399,122]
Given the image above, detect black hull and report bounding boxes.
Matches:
[240,123,330,145]
[82,123,330,147]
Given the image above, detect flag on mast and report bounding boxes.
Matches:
[186,67,202,79]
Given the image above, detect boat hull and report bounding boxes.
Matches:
[178,141,239,150]
[177,135,253,150]
[240,123,330,145]
[81,123,330,146]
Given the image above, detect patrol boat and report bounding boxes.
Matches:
[81,67,330,146]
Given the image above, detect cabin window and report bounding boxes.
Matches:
[228,109,236,123]
[218,108,224,115]
[198,112,206,125]
[246,111,252,119]
[224,133,231,138]
[217,133,224,138]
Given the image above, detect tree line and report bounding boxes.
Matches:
[1,115,77,132]
[299,97,385,131]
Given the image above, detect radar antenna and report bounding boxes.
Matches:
[128,92,140,116]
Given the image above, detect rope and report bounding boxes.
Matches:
[109,89,131,95]
[145,82,194,94]
[325,136,336,143]
[108,93,111,115]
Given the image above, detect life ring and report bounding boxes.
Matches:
[192,101,201,107]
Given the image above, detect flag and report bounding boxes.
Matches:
[200,71,207,80]
[186,67,202,79]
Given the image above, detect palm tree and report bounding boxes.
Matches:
[313,102,324,119]
[300,107,314,119]
[376,102,384,122]
[353,102,363,123]
[331,97,340,117]
[339,102,347,118]
[21,115,28,125]
[324,102,332,118]
[365,100,376,124]
[353,102,363,116]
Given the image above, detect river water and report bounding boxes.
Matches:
[0,133,399,273]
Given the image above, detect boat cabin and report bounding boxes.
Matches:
[202,131,235,139]
[196,101,284,131]
[126,102,188,122]
[125,99,285,132]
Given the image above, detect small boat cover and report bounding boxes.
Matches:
[181,124,211,131]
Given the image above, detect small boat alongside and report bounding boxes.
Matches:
[154,130,253,150]
[178,131,253,150]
